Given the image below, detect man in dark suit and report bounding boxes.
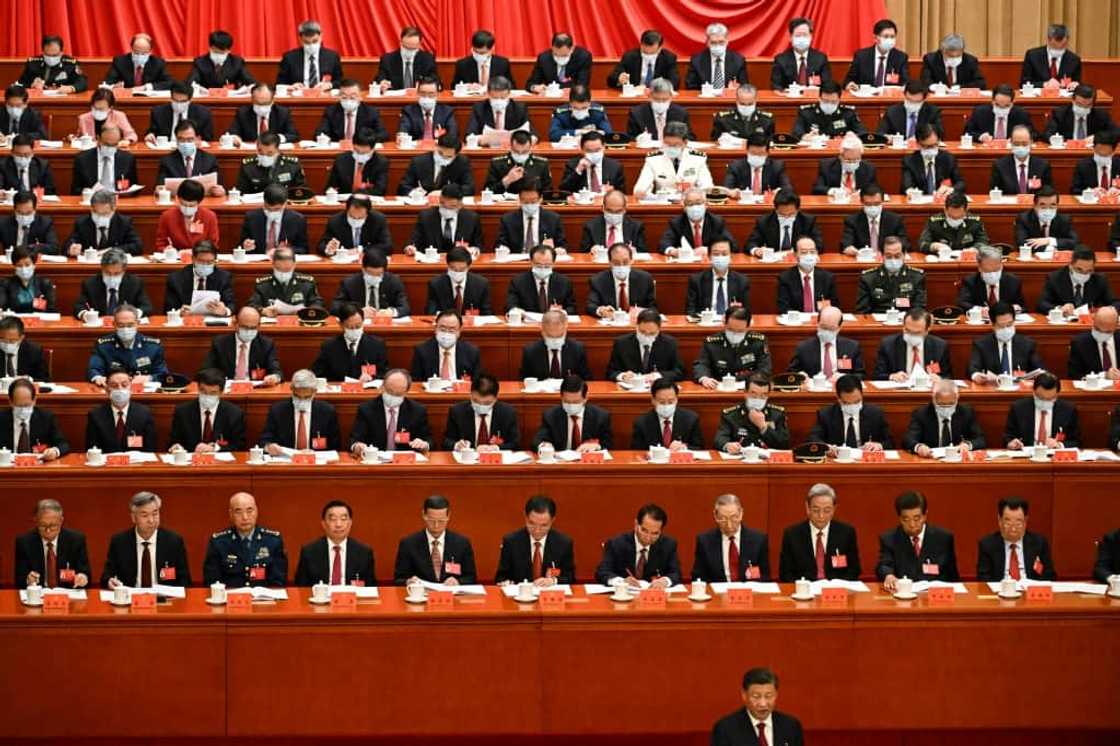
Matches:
[1068,306,1120,380]
[331,248,410,318]
[901,126,964,195]
[168,368,246,453]
[311,303,389,382]
[626,79,693,139]
[465,77,537,139]
[989,129,1052,195]
[776,238,840,314]
[710,667,804,746]
[314,80,388,142]
[879,82,945,139]
[630,379,704,450]
[807,374,893,450]
[392,495,476,585]
[691,493,769,582]
[397,135,476,196]
[66,195,144,258]
[920,36,986,89]
[144,82,215,142]
[968,302,1045,381]
[1037,246,1116,314]
[976,497,1056,581]
[811,146,878,195]
[14,499,91,589]
[1020,24,1081,85]
[770,17,831,89]
[102,34,173,89]
[0,195,58,258]
[276,20,343,88]
[658,192,737,254]
[745,190,824,256]
[201,306,282,384]
[495,183,566,253]
[687,24,749,89]
[73,250,151,317]
[608,31,678,89]
[527,33,592,91]
[0,86,48,139]
[398,77,459,141]
[1043,85,1114,140]
[595,503,681,586]
[1093,527,1120,583]
[99,491,191,588]
[349,368,432,455]
[0,136,58,195]
[236,184,309,254]
[723,135,792,196]
[872,308,953,380]
[452,30,514,87]
[1002,373,1080,448]
[294,500,376,587]
[163,241,234,316]
[423,247,492,315]
[156,120,222,190]
[404,186,483,254]
[876,491,960,591]
[605,308,685,383]
[519,310,592,381]
[685,239,750,316]
[316,197,392,257]
[1,378,67,457]
[259,369,341,453]
[505,245,576,314]
[966,86,1035,141]
[70,126,138,194]
[579,190,648,252]
[531,375,613,451]
[957,246,1026,311]
[841,185,911,254]
[788,306,864,380]
[1071,131,1120,194]
[495,496,575,585]
[902,380,987,454]
[1014,187,1079,251]
[187,30,257,89]
[375,27,437,90]
[559,131,625,193]
[324,129,389,196]
[843,20,909,88]
[442,373,520,451]
[586,243,657,317]
[779,483,861,581]
[225,85,300,144]
[410,310,482,382]
[84,370,158,451]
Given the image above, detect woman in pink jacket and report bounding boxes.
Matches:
[75,88,138,145]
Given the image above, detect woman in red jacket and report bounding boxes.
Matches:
[155,179,220,251]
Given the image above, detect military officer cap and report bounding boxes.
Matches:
[771,372,803,392]
[297,306,330,327]
[160,372,191,392]
[771,133,797,149]
[793,441,829,463]
[604,131,631,148]
[541,189,569,205]
[930,305,964,325]
[287,185,314,204]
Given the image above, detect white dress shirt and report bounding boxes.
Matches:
[1033,406,1052,441]
[747,711,774,746]
[134,529,158,587]
[709,270,730,309]
[810,522,831,555]
[438,343,458,379]
[303,51,321,86]
[327,537,348,583]
[819,339,837,373]
[292,405,314,446]
[1003,538,1026,577]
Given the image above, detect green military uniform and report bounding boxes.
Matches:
[18,55,88,92]
[235,155,307,194]
[247,272,324,311]
[791,103,866,139]
[714,402,791,451]
[693,331,772,381]
[917,214,989,253]
[710,108,776,140]
[483,153,552,194]
[854,264,927,314]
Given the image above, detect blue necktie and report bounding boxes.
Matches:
[1000,343,1011,374]
[715,276,727,314]
[907,113,917,139]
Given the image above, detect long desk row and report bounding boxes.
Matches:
[0,585,1116,739]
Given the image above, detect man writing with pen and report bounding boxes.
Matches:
[594,503,681,589]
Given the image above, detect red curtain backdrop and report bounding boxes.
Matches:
[0,0,887,59]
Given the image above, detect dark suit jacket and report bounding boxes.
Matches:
[770,48,831,89]
[0,273,58,314]
[409,338,482,382]
[70,149,138,194]
[686,49,749,89]
[225,104,300,143]
[605,333,684,382]
[66,213,144,257]
[1020,46,1081,85]
[324,151,389,196]
[976,530,1056,581]
[374,49,438,89]
[330,271,410,317]
[840,209,910,251]
[776,267,840,314]
[312,333,389,381]
[0,407,69,454]
[658,212,737,253]
[1072,154,1120,195]
[99,527,191,587]
[586,268,657,315]
[8,339,50,380]
[146,102,215,141]
[745,212,824,253]
[711,709,804,746]
[519,339,592,381]
[398,103,459,141]
[0,106,48,139]
[505,270,576,314]
[187,53,257,89]
[873,333,953,379]
[103,54,173,88]
[423,273,492,315]
[920,51,986,89]
[495,528,575,584]
[875,525,959,582]
[349,396,432,451]
[630,407,704,450]
[163,265,235,312]
[902,402,987,451]
[788,335,865,378]
[1068,330,1120,379]
[956,271,1026,310]
[526,47,593,88]
[201,333,282,380]
[0,155,57,194]
[901,150,964,193]
[168,399,246,452]
[1037,267,1114,313]
[85,402,157,451]
[397,152,476,196]
[594,532,681,584]
[14,527,91,589]
[1002,396,1080,447]
[294,536,376,587]
[811,158,878,195]
[685,269,750,316]
[277,47,344,87]
[1042,104,1114,140]
[989,154,1052,194]
[965,104,1035,139]
[465,99,536,137]
[691,526,769,582]
[73,272,152,316]
[156,149,220,185]
[723,157,792,193]
[258,399,341,450]
[579,215,648,253]
[531,403,613,450]
[1093,528,1120,583]
[967,333,1044,376]
[442,400,520,450]
[625,101,693,139]
[407,205,483,251]
[778,519,861,581]
[452,54,514,87]
[807,402,893,447]
[392,529,476,584]
[316,210,391,255]
[843,46,910,86]
[878,101,945,138]
[608,48,679,89]
[314,102,388,143]
[559,155,625,193]
[238,209,309,254]
[495,209,566,252]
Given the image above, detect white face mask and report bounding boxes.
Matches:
[920,147,939,160]
[7,106,25,119]
[252,104,271,118]
[43,55,62,67]
[746,397,767,411]
[363,272,382,288]
[531,265,552,281]
[877,36,896,52]
[273,270,293,284]
[711,255,730,272]
[171,101,189,116]
[179,205,198,218]
[352,151,372,165]
[340,98,360,113]
[510,151,530,165]
[992,105,1011,118]
[472,51,490,65]
[435,331,457,349]
[1093,154,1113,167]
[1036,208,1057,223]
[447,269,467,285]
[935,405,956,420]
[177,141,196,157]
[817,328,837,345]
[1033,397,1054,412]
[12,405,33,421]
[198,394,221,412]
[611,265,631,281]
[438,207,458,221]
[747,154,767,169]
[303,43,321,55]
[1070,270,1092,286]
[521,202,540,217]
[981,270,1002,286]
[210,51,228,66]
[256,154,276,168]
[708,44,726,58]
[841,160,861,173]
[1012,145,1030,160]
[798,253,819,272]
[944,55,962,69]
[818,101,838,116]
[237,328,258,344]
[381,393,404,408]
[1072,104,1092,118]
[561,402,584,416]
[489,97,509,113]
[994,325,1016,343]
[736,104,756,118]
[292,397,313,413]
[603,211,624,227]
[883,257,904,273]
[93,214,113,229]
[193,262,214,278]
[945,216,964,229]
[346,216,365,229]
[649,100,670,116]
[1091,329,1113,344]
[552,55,571,67]
[655,403,677,420]
[840,402,862,418]
[110,388,131,407]
[635,332,658,348]
[343,327,363,344]
[15,213,34,227]
[471,401,493,416]
[0,341,19,354]
[904,101,924,115]
[583,150,603,166]
[903,332,925,348]
[863,205,882,220]
[131,53,150,67]
[15,265,34,281]
[725,330,746,345]
[543,336,566,351]
[662,146,683,160]
[685,204,706,223]
[570,107,590,121]
[791,35,812,52]
[418,96,437,112]
[102,273,122,289]
[91,109,110,122]
[116,327,137,344]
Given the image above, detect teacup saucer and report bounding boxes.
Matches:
[204,597,226,606]
[609,592,634,602]
[997,591,1022,600]
[21,598,43,607]
[688,593,712,602]
[790,593,814,602]
[892,592,918,601]
[513,594,536,603]
[308,597,331,605]
[404,595,428,604]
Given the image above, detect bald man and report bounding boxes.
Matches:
[202,492,288,587]
[787,305,865,380]
[1068,306,1120,380]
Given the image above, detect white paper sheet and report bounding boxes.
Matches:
[499,584,573,598]
[709,582,782,594]
[417,580,487,595]
[189,290,221,314]
[225,587,289,600]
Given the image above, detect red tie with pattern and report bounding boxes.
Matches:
[1008,543,1021,580]
[203,410,213,442]
[692,221,702,248]
[815,530,826,579]
[823,342,834,378]
[1036,411,1048,444]
[296,410,308,450]
[569,415,581,449]
[661,418,672,447]
[911,534,921,557]
[134,66,143,86]
[1049,57,1058,79]
[46,542,58,587]
[331,545,342,584]
[801,274,813,312]
[728,536,741,581]
[757,721,769,746]
[532,541,543,579]
[345,113,355,141]
[618,282,629,311]
[946,66,955,87]
[477,414,489,446]
[752,167,762,194]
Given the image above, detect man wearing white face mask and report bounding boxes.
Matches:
[900,124,961,196]
[325,129,389,196]
[259,369,341,454]
[843,19,909,90]
[854,236,924,314]
[549,84,612,141]
[686,23,748,90]
[1038,245,1115,315]
[659,188,735,255]
[375,26,437,91]
[746,189,823,257]
[0,85,48,140]
[331,248,409,319]
[609,29,678,90]
[201,306,282,385]
[398,77,459,141]
[790,80,865,139]
[505,245,576,314]
[405,184,483,256]
[968,301,1044,382]
[872,308,952,382]
[631,379,704,451]
[518,309,592,381]
[808,374,893,451]
[920,33,986,89]
[452,30,515,89]
[235,133,307,194]
[495,179,566,254]
[247,246,323,316]
[586,243,657,317]
[238,183,310,254]
[318,195,392,257]
[103,33,172,90]
[1004,373,1080,449]
[770,17,832,90]
[227,85,300,146]
[714,373,790,452]
[1043,84,1113,142]
[531,375,612,451]
[156,121,223,196]
[1020,24,1082,87]
[879,81,944,140]
[811,134,878,195]
[444,373,520,451]
[163,240,233,317]
[314,79,388,143]
[156,180,220,255]
[277,20,343,90]
[424,246,493,315]
[724,134,791,198]
[606,307,685,384]
[626,77,692,140]
[965,85,1034,143]
[1,135,57,195]
[579,189,649,252]
[1014,187,1079,252]
[400,134,476,197]
[956,244,1026,312]
[711,85,775,141]
[0,316,48,380]
[560,131,624,193]
[633,121,712,197]
[843,186,912,258]
[70,124,138,194]
[350,368,432,454]
[528,32,592,93]
[775,237,840,315]
[990,126,1051,195]
[73,247,152,318]
[0,191,58,256]
[409,310,482,382]
[1,378,67,459]
[18,35,87,94]
[311,302,389,382]
[1071,129,1120,195]
[1067,306,1120,381]
[168,368,246,453]
[694,306,771,388]
[145,82,215,143]
[187,30,256,90]
[788,305,864,380]
[466,75,539,140]
[84,369,157,452]
[685,238,750,316]
[86,304,168,385]
[903,379,985,456]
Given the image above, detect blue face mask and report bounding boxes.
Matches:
[177,141,197,157]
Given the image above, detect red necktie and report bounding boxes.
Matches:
[352,159,365,193]
[538,280,548,311]
[869,219,879,252]
[1101,166,1110,190]
[618,282,629,311]
[184,156,192,177]
[423,113,433,140]
[946,66,955,87]
[607,225,618,246]
[480,61,490,87]
[296,410,308,449]
[495,110,504,130]
[589,165,600,192]
[532,541,543,579]
[636,547,648,578]
[844,171,854,191]
[661,418,672,447]
[911,534,921,557]
[823,342,834,378]
[875,56,886,87]
[910,346,921,373]
[1102,343,1113,370]
[815,530,826,579]
[757,722,769,746]
[569,415,581,449]
[995,117,1006,140]
[1018,163,1027,193]
[115,410,126,446]
[988,284,997,306]
[797,57,807,85]
[331,545,342,584]
[259,116,268,134]
[691,221,702,249]
[203,409,213,442]
[550,350,561,378]
[134,66,143,86]
[344,113,355,141]
[267,220,279,250]
[801,274,813,312]
[440,351,451,379]
[454,284,464,314]
[17,421,30,453]
[1037,411,1048,444]
[46,542,58,587]
[1049,57,1058,79]
[477,414,489,446]
[728,536,741,581]
[236,343,249,379]
[751,167,761,193]
[1008,543,1021,580]
[430,539,442,580]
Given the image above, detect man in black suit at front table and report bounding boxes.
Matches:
[519,310,592,381]
[965,85,1035,141]
[452,30,514,88]
[625,77,693,140]
[1002,373,1080,449]
[1068,306,1120,381]
[956,245,1026,312]
[630,378,705,451]
[294,500,376,587]
[442,373,520,451]
[102,33,173,89]
[14,499,92,589]
[1093,527,1120,583]
[225,85,300,145]
[314,79,388,143]
[349,368,432,455]
[276,20,342,89]
[397,135,476,197]
[607,30,678,90]
[605,308,685,384]
[775,237,840,315]
[1014,187,1080,252]
[413,310,482,382]
[496,495,576,585]
[788,305,865,381]
[163,240,235,316]
[530,375,613,451]
[876,491,960,592]
[977,497,1057,581]
[526,32,592,91]
[156,121,222,193]
[187,30,257,89]
[989,126,1052,195]
[920,33,986,89]
[723,134,792,197]
[1043,84,1114,141]
[424,246,492,315]
[375,26,438,91]
[393,494,477,585]
[579,189,648,253]
[0,136,58,195]
[100,491,192,589]
[317,196,393,258]
[810,136,878,195]
[692,493,770,583]
[168,368,246,453]
[770,17,831,90]
[84,370,158,452]
[687,23,748,90]
[843,19,909,89]
[236,184,309,254]
[311,302,389,382]
[1071,130,1120,195]
[331,248,410,318]
[744,189,824,257]
[465,76,538,140]
[559,131,625,194]
[324,128,389,196]
[258,368,341,453]
[902,379,987,455]
[880,83,945,140]
[66,195,144,261]
[69,125,138,196]
[1,378,67,458]
[807,373,893,451]
[658,189,737,255]
[495,180,566,253]
[399,77,459,142]
[144,82,215,142]
[73,250,152,320]
[586,242,657,317]
[872,307,953,381]
[967,301,1045,382]
[710,667,805,746]
[685,238,750,316]
[201,306,282,385]
[595,503,682,586]
[1020,23,1082,86]
[840,185,911,254]
[0,309,52,380]
[778,482,861,582]
[1037,245,1116,315]
[404,185,483,255]
[505,245,576,314]
[1,85,48,139]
